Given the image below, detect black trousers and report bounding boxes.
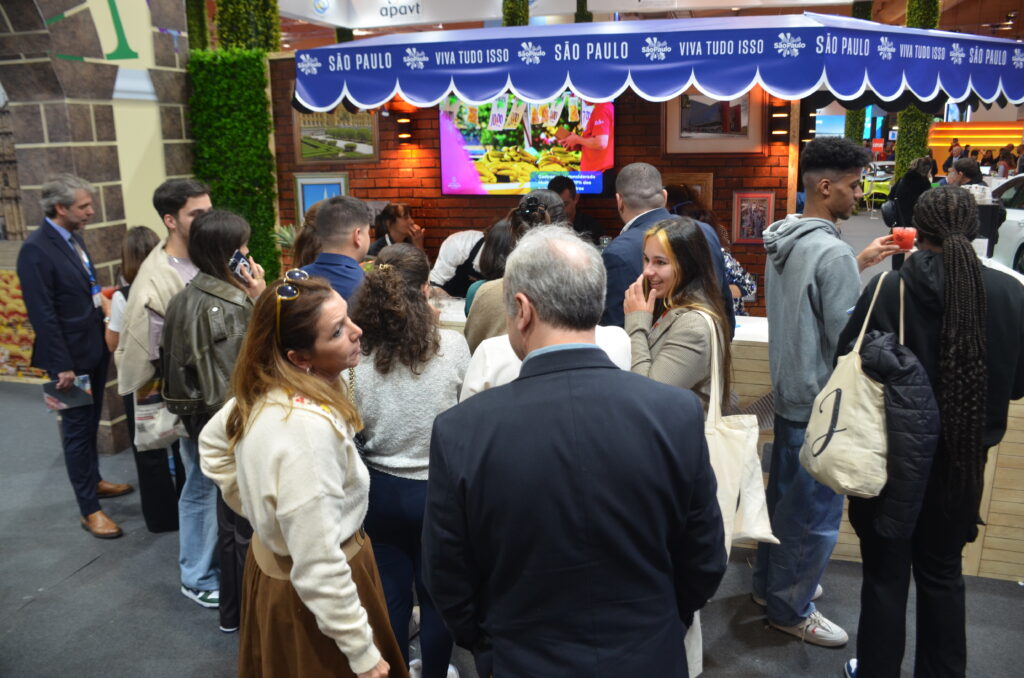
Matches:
[216,491,252,630]
[123,394,184,533]
[58,361,108,517]
[849,472,978,678]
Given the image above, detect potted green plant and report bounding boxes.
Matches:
[274,224,297,269]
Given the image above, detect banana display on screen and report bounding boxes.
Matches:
[474,144,581,185]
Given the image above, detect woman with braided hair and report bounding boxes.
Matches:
[837,186,1024,678]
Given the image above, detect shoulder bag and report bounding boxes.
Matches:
[799,273,901,498]
[695,311,778,553]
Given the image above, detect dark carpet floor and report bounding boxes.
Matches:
[1,380,1021,678]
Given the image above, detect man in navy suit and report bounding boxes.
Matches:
[601,162,734,333]
[17,174,133,539]
[423,226,727,678]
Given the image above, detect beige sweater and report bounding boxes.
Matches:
[198,390,380,674]
[626,307,718,412]
[463,278,507,353]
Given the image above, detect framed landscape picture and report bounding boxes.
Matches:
[732,190,774,244]
[294,108,379,164]
[664,87,765,155]
[295,173,349,216]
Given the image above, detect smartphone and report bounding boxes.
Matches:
[228,250,252,284]
[642,276,651,299]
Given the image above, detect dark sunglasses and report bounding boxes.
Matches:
[275,269,310,342]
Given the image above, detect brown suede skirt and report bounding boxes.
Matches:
[238,533,409,678]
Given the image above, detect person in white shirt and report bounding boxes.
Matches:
[429,229,484,298]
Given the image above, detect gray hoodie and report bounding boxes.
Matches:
[763,214,860,421]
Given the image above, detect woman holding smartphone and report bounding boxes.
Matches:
[161,209,265,634]
[200,275,404,678]
[623,216,732,414]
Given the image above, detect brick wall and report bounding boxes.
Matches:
[271,59,790,316]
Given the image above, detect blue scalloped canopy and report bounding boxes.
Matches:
[294,13,1024,110]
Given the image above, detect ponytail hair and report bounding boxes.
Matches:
[349,243,439,375]
[913,186,988,505]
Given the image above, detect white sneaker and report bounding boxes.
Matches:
[770,610,849,647]
[447,665,460,678]
[408,659,423,678]
[751,583,823,607]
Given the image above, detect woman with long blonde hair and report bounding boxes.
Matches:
[199,274,407,678]
[623,216,732,413]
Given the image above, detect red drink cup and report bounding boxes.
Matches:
[101,286,117,299]
[892,227,916,251]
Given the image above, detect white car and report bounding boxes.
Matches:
[991,176,1024,273]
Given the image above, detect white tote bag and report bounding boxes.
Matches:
[798,273,895,498]
[695,311,778,554]
[135,376,187,451]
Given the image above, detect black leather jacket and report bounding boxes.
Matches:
[161,273,253,434]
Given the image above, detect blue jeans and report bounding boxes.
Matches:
[177,437,220,591]
[365,468,452,678]
[752,415,844,626]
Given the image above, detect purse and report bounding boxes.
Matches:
[135,375,187,450]
[799,273,899,498]
[695,311,778,554]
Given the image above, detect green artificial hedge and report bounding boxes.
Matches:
[851,1,873,21]
[189,49,279,279]
[575,0,593,23]
[503,0,528,26]
[844,108,866,145]
[186,0,208,50]
[893,0,941,179]
[215,0,280,52]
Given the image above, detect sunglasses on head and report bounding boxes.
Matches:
[275,269,310,342]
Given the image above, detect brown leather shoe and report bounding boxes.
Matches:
[80,510,123,539]
[96,479,134,498]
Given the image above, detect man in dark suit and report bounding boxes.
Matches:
[16,174,132,539]
[600,162,733,333]
[423,226,727,678]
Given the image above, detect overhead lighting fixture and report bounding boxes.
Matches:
[396,117,411,124]
[398,132,412,139]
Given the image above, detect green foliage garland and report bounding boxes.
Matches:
[185,0,208,50]
[851,1,872,21]
[844,108,865,144]
[503,0,529,26]
[335,27,354,43]
[575,0,593,23]
[215,0,280,51]
[893,0,940,179]
[189,49,279,279]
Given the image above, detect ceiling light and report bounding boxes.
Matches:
[396,117,411,123]
[398,132,412,139]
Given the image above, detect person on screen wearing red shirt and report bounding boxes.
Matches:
[563,102,614,172]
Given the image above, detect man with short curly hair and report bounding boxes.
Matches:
[752,137,899,647]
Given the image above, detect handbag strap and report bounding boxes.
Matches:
[899,277,905,344]
[694,309,724,426]
[853,271,888,354]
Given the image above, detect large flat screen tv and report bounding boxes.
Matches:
[440,91,613,196]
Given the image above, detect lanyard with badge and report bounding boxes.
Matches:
[69,237,103,308]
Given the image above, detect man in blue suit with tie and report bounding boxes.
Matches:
[17,174,133,539]
[601,162,734,334]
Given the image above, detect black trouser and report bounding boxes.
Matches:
[216,490,252,631]
[849,471,978,678]
[123,394,184,532]
[58,361,108,517]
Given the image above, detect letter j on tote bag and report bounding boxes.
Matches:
[799,273,888,498]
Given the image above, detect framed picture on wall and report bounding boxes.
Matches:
[662,172,714,208]
[732,190,774,243]
[295,173,349,216]
[663,87,765,155]
[293,108,379,164]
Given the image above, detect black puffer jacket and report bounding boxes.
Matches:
[839,252,1024,536]
[854,328,940,538]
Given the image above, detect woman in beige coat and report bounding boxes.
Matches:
[623,215,732,414]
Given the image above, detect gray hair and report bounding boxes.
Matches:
[615,162,665,212]
[41,174,94,218]
[503,225,605,330]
